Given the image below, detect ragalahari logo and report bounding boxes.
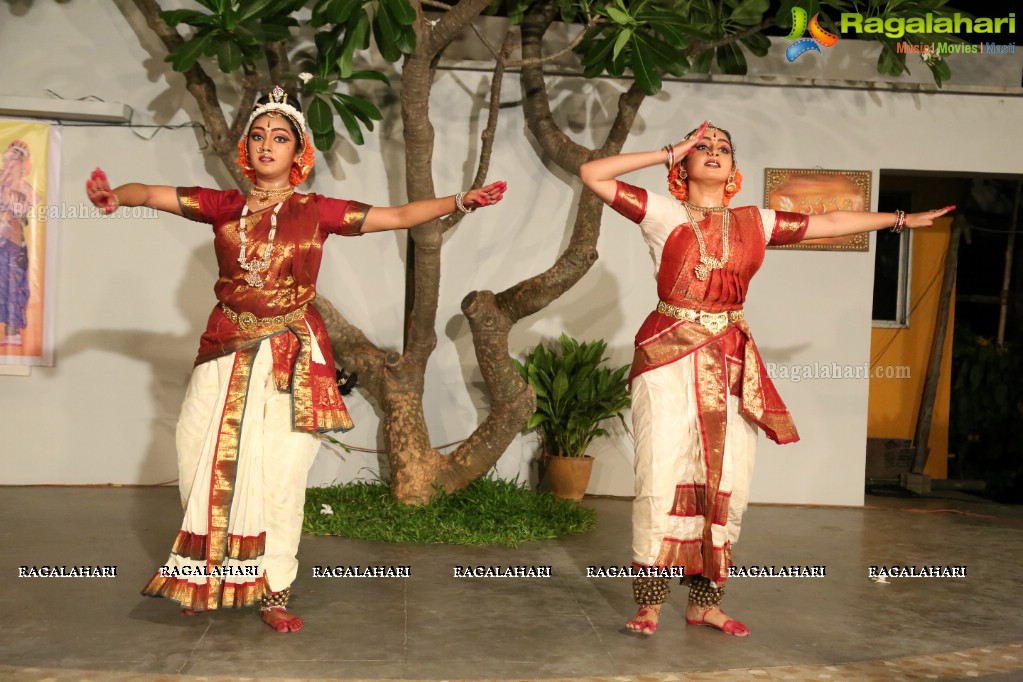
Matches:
[785,8,840,62]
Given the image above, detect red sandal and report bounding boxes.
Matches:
[686,607,749,637]
[626,606,661,636]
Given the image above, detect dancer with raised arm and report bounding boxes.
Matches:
[580,121,951,637]
[86,86,506,633]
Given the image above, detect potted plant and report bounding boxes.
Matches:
[514,334,631,501]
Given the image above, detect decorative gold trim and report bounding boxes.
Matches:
[221,303,307,332]
[656,301,743,335]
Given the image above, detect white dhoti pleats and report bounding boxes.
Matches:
[631,353,758,572]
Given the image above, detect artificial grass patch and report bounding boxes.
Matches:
[303,477,597,546]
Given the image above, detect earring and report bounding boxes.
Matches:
[725,170,737,194]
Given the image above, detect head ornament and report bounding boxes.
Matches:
[237,85,315,186]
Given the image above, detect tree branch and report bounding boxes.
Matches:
[504,19,597,69]
[424,0,493,58]
[686,18,775,58]
[131,0,248,188]
[265,40,291,87]
[519,2,588,175]
[442,30,515,235]
[230,66,262,143]
[312,297,387,400]
[601,82,646,155]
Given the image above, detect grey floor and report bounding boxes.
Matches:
[1,487,1023,681]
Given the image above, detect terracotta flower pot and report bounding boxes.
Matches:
[544,455,594,502]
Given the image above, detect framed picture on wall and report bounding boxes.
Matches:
[764,168,872,251]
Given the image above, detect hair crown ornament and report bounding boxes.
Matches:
[244,85,308,145]
[237,85,315,187]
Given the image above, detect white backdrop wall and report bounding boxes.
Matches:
[2,2,1022,507]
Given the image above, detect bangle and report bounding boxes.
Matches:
[454,191,474,214]
[891,209,906,233]
[662,145,674,170]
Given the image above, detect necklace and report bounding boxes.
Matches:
[683,200,727,214]
[237,199,286,288]
[682,203,730,281]
[250,185,293,206]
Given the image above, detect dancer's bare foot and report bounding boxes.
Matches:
[261,607,303,633]
[625,604,661,635]
[181,608,200,616]
[685,603,749,636]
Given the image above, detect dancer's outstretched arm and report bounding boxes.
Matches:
[361,180,507,233]
[86,168,180,216]
[804,206,954,240]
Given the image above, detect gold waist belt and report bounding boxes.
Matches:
[221,303,307,332]
[656,301,743,335]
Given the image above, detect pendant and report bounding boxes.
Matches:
[694,256,720,281]
[244,270,265,288]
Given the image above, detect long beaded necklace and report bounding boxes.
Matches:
[238,197,288,289]
[682,203,730,281]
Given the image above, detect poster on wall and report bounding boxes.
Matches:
[764,168,872,252]
[0,119,59,366]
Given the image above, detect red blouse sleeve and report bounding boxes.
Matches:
[611,181,648,224]
[310,194,372,236]
[768,211,810,246]
[176,187,232,224]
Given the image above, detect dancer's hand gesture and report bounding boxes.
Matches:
[86,168,119,214]
[670,121,710,159]
[463,181,508,209]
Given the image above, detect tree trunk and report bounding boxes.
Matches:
[126,0,647,505]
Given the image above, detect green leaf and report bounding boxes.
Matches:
[336,92,382,122]
[307,96,334,134]
[392,24,416,53]
[383,0,417,27]
[313,124,336,152]
[716,43,748,75]
[338,12,370,78]
[331,0,364,24]
[216,40,243,72]
[730,0,770,25]
[740,32,772,58]
[630,44,661,94]
[526,414,547,430]
[635,32,688,77]
[372,11,403,61]
[160,9,215,27]
[690,48,714,74]
[349,69,391,86]
[612,28,633,61]
[250,20,293,43]
[236,0,281,23]
[194,0,223,13]
[375,0,400,43]
[606,6,632,25]
[168,32,214,72]
[877,42,908,77]
[928,58,951,87]
[580,34,615,67]
[332,99,366,145]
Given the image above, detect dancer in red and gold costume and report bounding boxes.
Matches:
[86,86,506,633]
[581,121,951,637]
